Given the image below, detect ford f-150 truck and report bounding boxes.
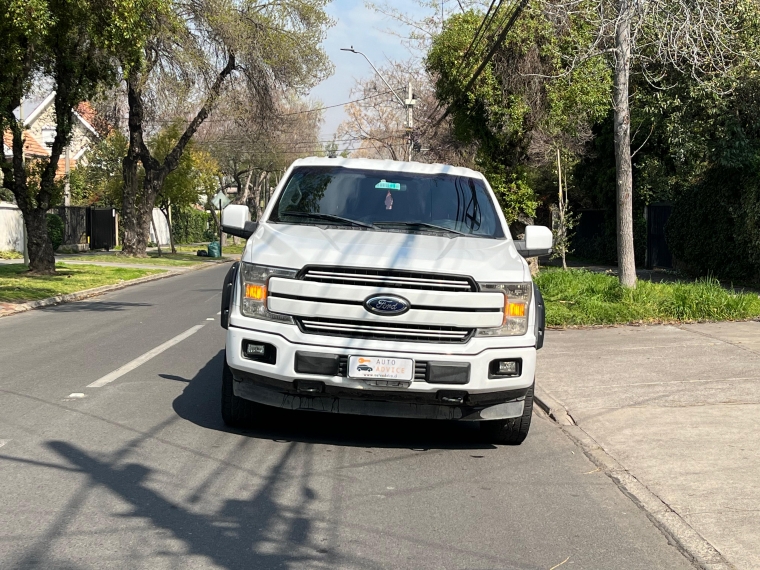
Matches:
[219,157,552,444]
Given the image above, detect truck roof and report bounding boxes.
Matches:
[290,157,485,179]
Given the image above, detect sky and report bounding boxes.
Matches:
[308,0,434,144]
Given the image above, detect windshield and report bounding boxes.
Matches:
[268,166,504,238]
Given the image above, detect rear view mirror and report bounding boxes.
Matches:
[222,205,258,239]
[514,225,553,257]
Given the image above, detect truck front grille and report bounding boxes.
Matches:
[298,317,473,344]
[300,266,476,292]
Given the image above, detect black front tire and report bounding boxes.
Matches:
[480,383,534,445]
[221,359,267,428]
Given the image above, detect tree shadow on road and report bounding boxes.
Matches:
[39,301,153,313]
[172,350,494,451]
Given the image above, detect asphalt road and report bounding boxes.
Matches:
[0,264,696,570]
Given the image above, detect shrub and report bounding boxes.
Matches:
[171,206,212,244]
[46,213,64,251]
[666,168,760,283]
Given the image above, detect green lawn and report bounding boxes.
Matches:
[535,268,760,327]
[172,242,247,255]
[60,251,219,267]
[0,263,165,303]
[0,250,23,260]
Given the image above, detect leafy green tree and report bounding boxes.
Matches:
[119,0,334,257]
[0,0,153,273]
[70,130,128,207]
[150,122,219,253]
[426,3,610,233]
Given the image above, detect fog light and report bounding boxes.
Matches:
[241,340,276,364]
[489,358,522,378]
[245,343,266,356]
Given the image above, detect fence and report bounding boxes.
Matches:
[0,202,24,252]
[49,206,88,245]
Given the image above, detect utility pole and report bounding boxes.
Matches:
[19,102,29,265]
[404,81,416,161]
[341,46,416,161]
[64,146,70,206]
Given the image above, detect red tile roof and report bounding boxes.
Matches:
[3,131,49,157]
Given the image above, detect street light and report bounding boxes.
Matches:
[341,46,416,161]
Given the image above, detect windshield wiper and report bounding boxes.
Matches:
[372,221,467,236]
[280,212,373,228]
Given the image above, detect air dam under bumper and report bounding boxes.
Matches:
[230,371,529,421]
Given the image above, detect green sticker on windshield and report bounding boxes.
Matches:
[375,179,402,191]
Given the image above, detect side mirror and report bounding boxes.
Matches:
[221,204,258,239]
[514,225,553,257]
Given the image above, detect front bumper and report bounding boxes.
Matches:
[226,323,536,421]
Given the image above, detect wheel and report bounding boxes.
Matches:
[221,358,268,428]
[480,383,534,445]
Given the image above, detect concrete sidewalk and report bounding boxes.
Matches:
[537,322,760,570]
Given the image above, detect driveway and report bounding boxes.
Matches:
[537,321,760,570]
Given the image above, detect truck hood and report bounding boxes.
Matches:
[243,223,530,283]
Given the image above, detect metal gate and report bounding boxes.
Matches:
[88,208,116,251]
[50,206,88,245]
[646,204,673,269]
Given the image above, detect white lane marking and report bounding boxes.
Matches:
[66,393,86,399]
[0,440,8,449]
[87,325,205,388]
[216,311,222,315]
[206,318,214,321]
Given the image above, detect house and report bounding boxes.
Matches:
[3,92,101,196]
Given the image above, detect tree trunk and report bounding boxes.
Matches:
[23,209,56,274]
[151,213,162,256]
[1,107,56,273]
[121,74,150,257]
[161,207,176,253]
[613,0,637,288]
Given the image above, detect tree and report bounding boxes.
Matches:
[70,130,128,207]
[118,0,334,257]
[1,0,154,273]
[542,0,758,286]
[198,90,326,221]
[426,3,609,237]
[150,122,219,253]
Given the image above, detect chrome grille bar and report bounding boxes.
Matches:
[301,268,474,292]
[301,320,470,339]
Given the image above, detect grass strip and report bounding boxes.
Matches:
[57,252,216,267]
[0,250,23,260]
[535,268,760,327]
[0,263,165,303]
[171,243,246,255]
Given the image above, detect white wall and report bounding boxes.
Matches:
[0,202,24,252]
[149,208,171,246]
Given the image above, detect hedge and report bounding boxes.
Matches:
[171,206,214,244]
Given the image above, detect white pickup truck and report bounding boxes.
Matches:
[219,157,552,444]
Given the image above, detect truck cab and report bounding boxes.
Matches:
[220,157,552,444]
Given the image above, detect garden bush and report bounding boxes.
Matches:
[171,206,212,244]
[46,213,64,251]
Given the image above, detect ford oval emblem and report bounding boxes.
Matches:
[364,295,410,316]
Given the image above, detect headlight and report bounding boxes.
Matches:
[476,282,532,336]
[240,262,297,323]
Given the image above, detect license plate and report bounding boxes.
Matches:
[348,356,414,381]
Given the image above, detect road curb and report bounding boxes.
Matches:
[0,259,231,319]
[533,384,576,426]
[536,382,736,570]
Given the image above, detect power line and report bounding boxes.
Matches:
[435,0,529,127]
[120,88,406,125]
